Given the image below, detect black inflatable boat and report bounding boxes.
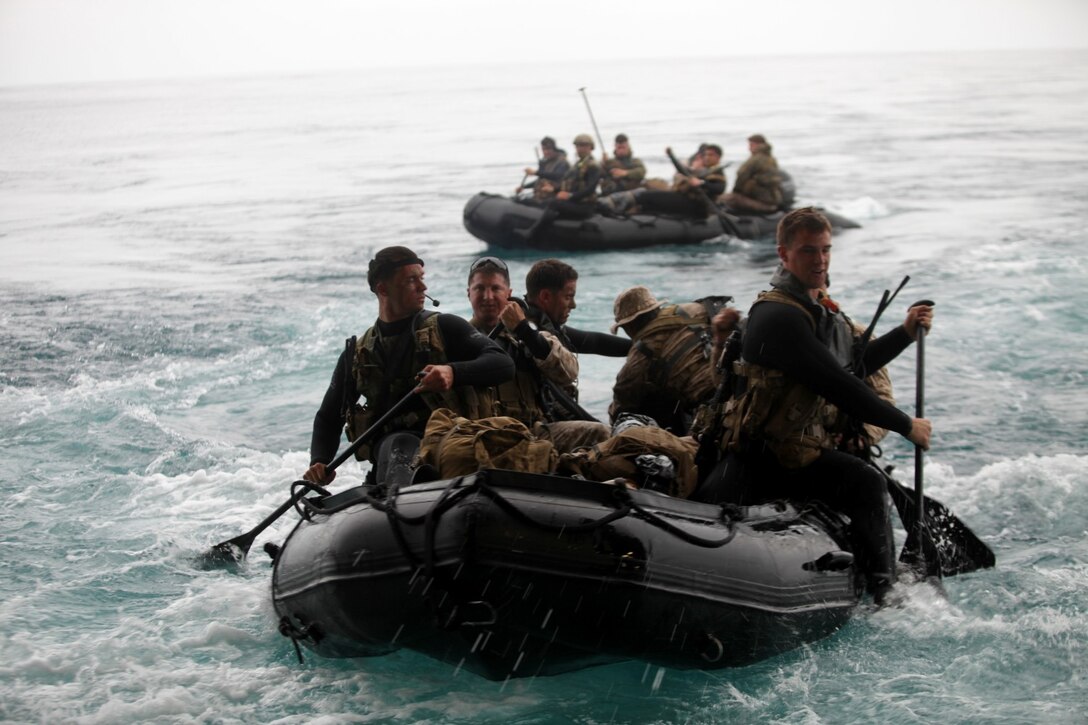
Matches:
[271,470,860,680]
[463,193,860,252]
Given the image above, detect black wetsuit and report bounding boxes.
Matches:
[525,304,632,358]
[693,293,915,592]
[309,314,513,466]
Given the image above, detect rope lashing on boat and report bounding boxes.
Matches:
[294,473,742,631]
[278,615,317,664]
[289,480,331,522]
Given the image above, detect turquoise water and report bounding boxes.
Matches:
[2,50,1086,723]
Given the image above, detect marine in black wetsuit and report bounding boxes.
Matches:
[303,246,514,485]
[307,313,513,467]
[693,208,933,605]
[523,258,631,368]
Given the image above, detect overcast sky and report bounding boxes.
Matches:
[2,0,1087,87]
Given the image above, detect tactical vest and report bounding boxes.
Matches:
[560,156,599,203]
[719,289,842,468]
[630,303,714,401]
[347,311,495,460]
[601,156,646,193]
[489,330,549,426]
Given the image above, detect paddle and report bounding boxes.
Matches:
[879,466,995,577]
[664,147,743,238]
[885,300,994,578]
[199,389,420,566]
[577,87,606,156]
[912,305,929,570]
[516,147,537,196]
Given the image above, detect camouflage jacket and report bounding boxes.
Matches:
[732,147,782,208]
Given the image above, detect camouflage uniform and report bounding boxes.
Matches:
[723,142,782,213]
[470,317,609,453]
[560,155,602,205]
[600,153,647,195]
[610,302,716,433]
[526,151,570,201]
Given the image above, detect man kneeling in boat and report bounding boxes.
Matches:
[609,285,739,435]
[718,134,784,214]
[303,246,514,485]
[466,256,610,452]
[692,208,934,605]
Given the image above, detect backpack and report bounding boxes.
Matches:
[417,408,558,478]
[558,426,699,498]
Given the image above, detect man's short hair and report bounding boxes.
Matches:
[748,133,768,145]
[776,207,832,248]
[467,256,510,285]
[541,136,557,150]
[614,133,629,144]
[367,246,423,292]
[525,258,578,300]
[703,144,723,157]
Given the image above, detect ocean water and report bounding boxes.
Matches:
[1,50,1086,724]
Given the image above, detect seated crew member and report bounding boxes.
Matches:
[719,133,783,214]
[609,286,740,434]
[692,208,934,605]
[522,259,632,372]
[599,133,647,196]
[466,256,610,450]
[303,246,515,485]
[517,134,602,240]
[634,144,727,217]
[517,135,569,201]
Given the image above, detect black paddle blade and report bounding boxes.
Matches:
[886,476,996,577]
[195,538,249,569]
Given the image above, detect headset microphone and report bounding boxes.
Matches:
[425,293,440,307]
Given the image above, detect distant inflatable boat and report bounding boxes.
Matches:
[463,193,860,252]
[271,470,860,680]
[463,169,860,251]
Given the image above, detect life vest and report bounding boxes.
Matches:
[560,156,599,202]
[718,289,845,468]
[346,311,495,460]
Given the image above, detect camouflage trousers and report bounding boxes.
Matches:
[534,420,611,454]
[719,192,778,214]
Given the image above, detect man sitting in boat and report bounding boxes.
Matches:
[719,134,784,214]
[516,135,569,201]
[521,258,631,395]
[516,134,602,240]
[302,246,515,485]
[692,208,934,605]
[609,286,739,434]
[599,133,647,196]
[466,256,610,451]
[630,144,727,218]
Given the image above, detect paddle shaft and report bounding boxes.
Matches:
[914,325,926,545]
[488,319,598,423]
[206,389,419,560]
[578,87,606,154]
[664,148,742,238]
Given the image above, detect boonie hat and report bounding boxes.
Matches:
[612,286,666,334]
